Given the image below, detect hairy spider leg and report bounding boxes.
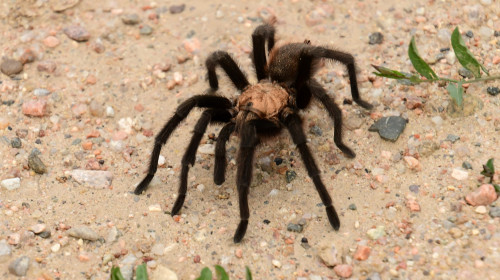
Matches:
[306,79,355,158]
[206,51,250,91]
[214,122,236,185]
[281,109,341,231]
[171,109,233,215]
[134,95,232,195]
[251,24,276,81]
[233,121,259,243]
[299,46,373,109]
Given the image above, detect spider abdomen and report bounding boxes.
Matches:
[237,83,290,120]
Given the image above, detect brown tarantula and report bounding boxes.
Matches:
[134,24,372,243]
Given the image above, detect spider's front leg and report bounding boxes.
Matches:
[134,95,232,195]
[233,121,259,243]
[280,109,340,231]
[206,51,249,92]
[214,122,236,185]
[251,24,276,81]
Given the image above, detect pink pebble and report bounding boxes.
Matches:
[334,264,353,278]
[465,184,498,206]
[22,100,48,117]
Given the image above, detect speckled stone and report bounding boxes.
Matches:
[368,116,408,142]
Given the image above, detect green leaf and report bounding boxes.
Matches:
[481,158,495,178]
[408,37,438,80]
[447,82,463,106]
[135,264,149,280]
[372,65,407,79]
[110,266,126,280]
[245,266,253,280]
[215,265,229,280]
[196,268,213,280]
[451,27,489,78]
[493,184,500,193]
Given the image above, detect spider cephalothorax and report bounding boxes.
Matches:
[134,24,372,243]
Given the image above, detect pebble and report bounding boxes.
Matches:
[37,60,57,73]
[437,29,451,44]
[406,196,421,212]
[70,169,113,188]
[287,223,303,233]
[28,152,47,174]
[151,264,178,280]
[198,144,215,155]
[121,14,140,25]
[11,137,22,148]
[63,25,91,42]
[258,156,273,173]
[22,100,48,117]
[8,256,30,276]
[0,240,12,260]
[489,206,500,218]
[33,88,51,97]
[106,106,115,117]
[446,134,460,143]
[272,259,281,268]
[29,223,46,234]
[465,184,498,206]
[486,87,499,96]
[51,243,61,253]
[120,254,137,280]
[353,245,371,261]
[183,38,201,53]
[368,116,407,142]
[43,36,60,48]
[475,206,487,214]
[409,184,420,193]
[334,264,353,278]
[368,272,382,280]
[169,4,186,14]
[449,227,463,238]
[140,25,153,35]
[106,226,119,244]
[285,170,297,183]
[348,203,357,210]
[1,178,21,190]
[369,32,384,44]
[451,168,468,180]
[404,156,421,171]
[309,125,322,136]
[367,226,386,240]
[67,226,99,241]
[462,161,473,170]
[1,59,23,76]
[149,204,162,212]
[431,116,443,126]
[458,67,474,79]
[317,242,340,266]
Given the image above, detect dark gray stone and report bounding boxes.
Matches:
[309,125,322,136]
[462,161,473,170]
[446,134,460,143]
[285,170,297,183]
[368,116,407,142]
[11,137,22,148]
[487,86,499,96]
[458,67,474,79]
[409,184,420,194]
[490,206,500,218]
[369,32,384,44]
[348,203,357,210]
[28,152,47,174]
[170,4,186,14]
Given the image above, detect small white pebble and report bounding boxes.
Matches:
[51,243,61,253]
[268,189,279,196]
[158,155,166,166]
[196,184,205,192]
[106,106,115,117]
[149,204,162,212]
[475,206,487,214]
[272,259,282,268]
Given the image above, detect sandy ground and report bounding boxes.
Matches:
[1,0,500,279]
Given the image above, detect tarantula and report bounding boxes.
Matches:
[134,24,372,243]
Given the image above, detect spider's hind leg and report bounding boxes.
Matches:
[214,122,236,185]
[251,24,276,81]
[281,109,340,231]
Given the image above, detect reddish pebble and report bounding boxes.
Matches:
[113,131,128,141]
[43,36,60,48]
[142,129,154,137]
[86,75,97,85]
[71,103,88,116]
[173,215,181,222]
[82,141,93,150]
[193,255,201,263]
[37,60,57,73]
[334,264,353,278]
[183,38,201,53]
[64,25,91,42]
[353,245,371,261]
[87,131,100,138]
[465,184,498,206]
[493,56,500,65]
[20,49,36,64]
[134,104,144,112]
[235,248,243,258]
[406,198,421,212]
[22,100,48,117]
[78,254,90,262]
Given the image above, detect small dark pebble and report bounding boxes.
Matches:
[3,100,15,106]
[486,86,499,96]
[309,125,322,136]
[368,116,407,142]
[35,139,41,144]
[11,137,22,148]
[28,152,47,174]
[287,223,303,233]
[348,203,357,210]
[458,67,474,79]
[285,170,297,183]
[301,237,308,243]
[439,47,450,52]
[368,32,384,45]
[495,30,500,37]
[274,157,283,165]
[409,184,420,194]
[465,30,474,38]
[170,4,186,14]
[263,219,271,224]
[445,134,460,143]
[462,161,473,170]
[72,139,82,145]
[38,231,51,239]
